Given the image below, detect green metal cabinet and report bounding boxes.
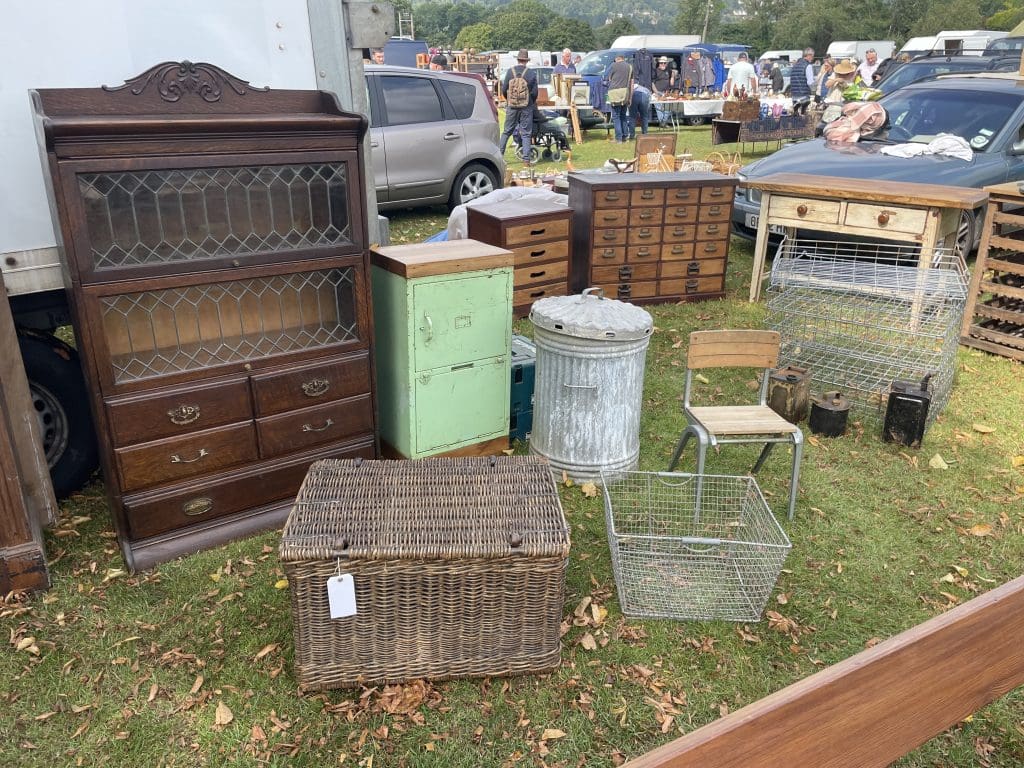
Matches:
[371,240,514,458]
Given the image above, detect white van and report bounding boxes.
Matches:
[931,30,1008,56]
[612,34,701,49]
[900,36,937,58]
[758,49,802,64]
[826,41,896,62]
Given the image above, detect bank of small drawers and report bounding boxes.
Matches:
[468,200,571,317]
[569,172,737,304]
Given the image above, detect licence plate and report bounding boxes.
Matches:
[745,213,786,235]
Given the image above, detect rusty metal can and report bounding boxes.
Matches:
[767,365,810,423]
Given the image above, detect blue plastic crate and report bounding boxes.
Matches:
[510,335,536,415]
[510,407,533,443]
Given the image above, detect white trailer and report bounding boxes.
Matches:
[931,29,1009,56]
[826,41,896,62]
[1,1,391,496]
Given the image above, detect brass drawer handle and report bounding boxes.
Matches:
[618,266,633,277]
[672,191,692,200]
[182,497,214,517]
[709,205,722,216]
[599,249,617,258]
[688,261,701,275]
[640,189,655,199]
[302,378,330,397]
[170,448,209,464]
[877,212,890,226]
[686,279,700,292]
[639,210,655,220]
[671,245,686,254]
[673,208,689,217]
[673,228,687,237]
[637,229,654,239]
[707,187,725,197]
[601,213,618,221]
[602,231,619,241]
[302,418,334,433]
[605,192,621,201]
[704,243,719,253]
[167,404,201,426]
[636,247,651,257]
[796,204,808,216]
[706,224,720,234]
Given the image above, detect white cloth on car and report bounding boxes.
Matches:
[446,187,568,240]
[880,134,973,161]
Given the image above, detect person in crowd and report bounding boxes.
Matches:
[815,56,834,101]
[429,54,447,71]
[370,48,385,65]
[788,47,815,101]
[627,83,652,139]
[824,58,859,103]
[723,51,757,97]
[871,55,897,84]
[770,62,784,93]
[498,49,539,162]
[553,48,575,75]
[652,56,675,94]
[607,54,633,142]
[857,49,880,83]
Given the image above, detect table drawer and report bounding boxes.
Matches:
[592,246,626,265]
[633,207,665,226]
[594,227,627,246]
[106,378,252,447]
[844,203,928,235]
[699,203,731,223]
[768,196,841,225]
[594,209,628,227]
[664,225,697,243]
[628,226,661,245]
[594,189,629,208]
[116,421,257,493]
[515,281,568,308]
[592,263,659,283]
[504,217,570,246]
[123,440,374,540]
[666,187,699,204]
[662,242,695,261]
[700,184,733,203]
[661,258,725,278]
[627,245,660,263]
[695,239,729,259]
[257,394,374,458]
[515,259,569,287]
[600,280,659,300]
[631,187,666,207]
[696,222,729,240]
[251,354,371,416]
[665,206,698,224]
[511,239,569,267]
[661,276,725,296]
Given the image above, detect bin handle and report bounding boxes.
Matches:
[563,382,597,391]
[582,287,605,300]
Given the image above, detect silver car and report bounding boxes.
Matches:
[365,65,505,210]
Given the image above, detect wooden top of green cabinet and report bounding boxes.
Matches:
[371,240,513,279]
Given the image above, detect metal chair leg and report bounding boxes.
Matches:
[752,442,775,473]
[693,429,708,523]
[668,426,696,472]
[787,430,804,521]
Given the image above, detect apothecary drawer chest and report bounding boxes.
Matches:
[34,61,379,570]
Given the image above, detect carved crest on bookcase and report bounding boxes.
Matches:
[103,60,269,103]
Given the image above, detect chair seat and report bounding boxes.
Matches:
[688,405,799,436]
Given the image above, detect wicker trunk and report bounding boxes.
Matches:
[279,456,570,690]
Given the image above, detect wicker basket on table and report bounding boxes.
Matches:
[279,456,570,691]
[704,150,742,175]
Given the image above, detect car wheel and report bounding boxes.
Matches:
[685,116,705,126]
[18,332,99,499]
[449,163,498,209]
[953,209,977,261]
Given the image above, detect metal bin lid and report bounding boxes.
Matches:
[530,288,653,340]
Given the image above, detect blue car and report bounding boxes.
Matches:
[733,73,1024,254]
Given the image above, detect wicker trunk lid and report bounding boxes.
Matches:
[280,456,570,690]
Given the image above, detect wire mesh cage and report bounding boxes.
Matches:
[601,471,791,622]
[766,237,969,425]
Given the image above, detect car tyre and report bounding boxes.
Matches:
[449,162,499,209]
[954,208,978,260]
[684,115,706,126]
[18,332,99,499]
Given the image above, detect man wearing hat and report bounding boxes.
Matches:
[723,51,757,97]
[824,58,858,103]
[653,56,675,95]
[499,49,539,163]
[429,53,448,70]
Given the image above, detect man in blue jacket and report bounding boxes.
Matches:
[499,49,539,163]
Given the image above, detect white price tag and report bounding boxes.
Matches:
[326,573,357,618]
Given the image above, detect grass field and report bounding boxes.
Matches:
[3,119,1023,767]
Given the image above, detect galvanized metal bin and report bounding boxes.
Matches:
[528,288,653,482]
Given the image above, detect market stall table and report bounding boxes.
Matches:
[652,98,725,128]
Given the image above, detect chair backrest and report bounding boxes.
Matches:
[687,330,780,370]
[636,134,677,173]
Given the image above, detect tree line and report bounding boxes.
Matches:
[395,0,1022,56]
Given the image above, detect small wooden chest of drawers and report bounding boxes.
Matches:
[467,199,571,318]
[568,172,737,304]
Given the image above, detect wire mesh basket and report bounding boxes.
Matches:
[601,471,791,622]
[766,237,969,425]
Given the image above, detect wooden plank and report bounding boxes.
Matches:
[688,330,779,369]
[962,200,998,338]
[745,173,988,210]
[371,240,514,278]
[623,574,1024,768]
[961,334,1024,361]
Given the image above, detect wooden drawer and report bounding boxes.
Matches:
[115,421,257,493]
[628,226,661,245]
[515,259,569,287]
[633,207,665,226]
[592,263,659,283]
[510,239,569,268]
[514,282,568,308]
[592,246,626,265]
[699,203,731,223]
[661,258,725,278]
[662,242,695,261]
[664,225,697,243]
[631,187,665,207]
[599,281,659,301]
[257,394,374,458]
[696,222,729,240]
[627,245,660,263]
[504,217,570,246]
[695,240,729,259]
[594,227,627,247]
[666,187,699,204]
[594,209,628,227]
[661,276,725,296]
[700,184,733,203]
[106,378,252,447]
[665,206,698,224]
[768,196,841,225]
[123,440,374,540]
[594,189,629,208]
[845,203,928,235]
[251,354,371,417]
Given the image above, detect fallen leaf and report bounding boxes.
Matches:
[580,482,599,498]
[953,565,969,577]
[928,454,949,470]
[214,701,234,726]
[579,632,598,651]
[274,579,289,589]
[190,675,205,695]
[561,470,574,488]
[972,423,996,434]
[251,724,267,742]
[1012,456,1024,468]
[253,643,279,662]
[968,523,993,537]
[540,728,567,740]
[695,373,710,385]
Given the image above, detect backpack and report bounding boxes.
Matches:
[506,66,530,108]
